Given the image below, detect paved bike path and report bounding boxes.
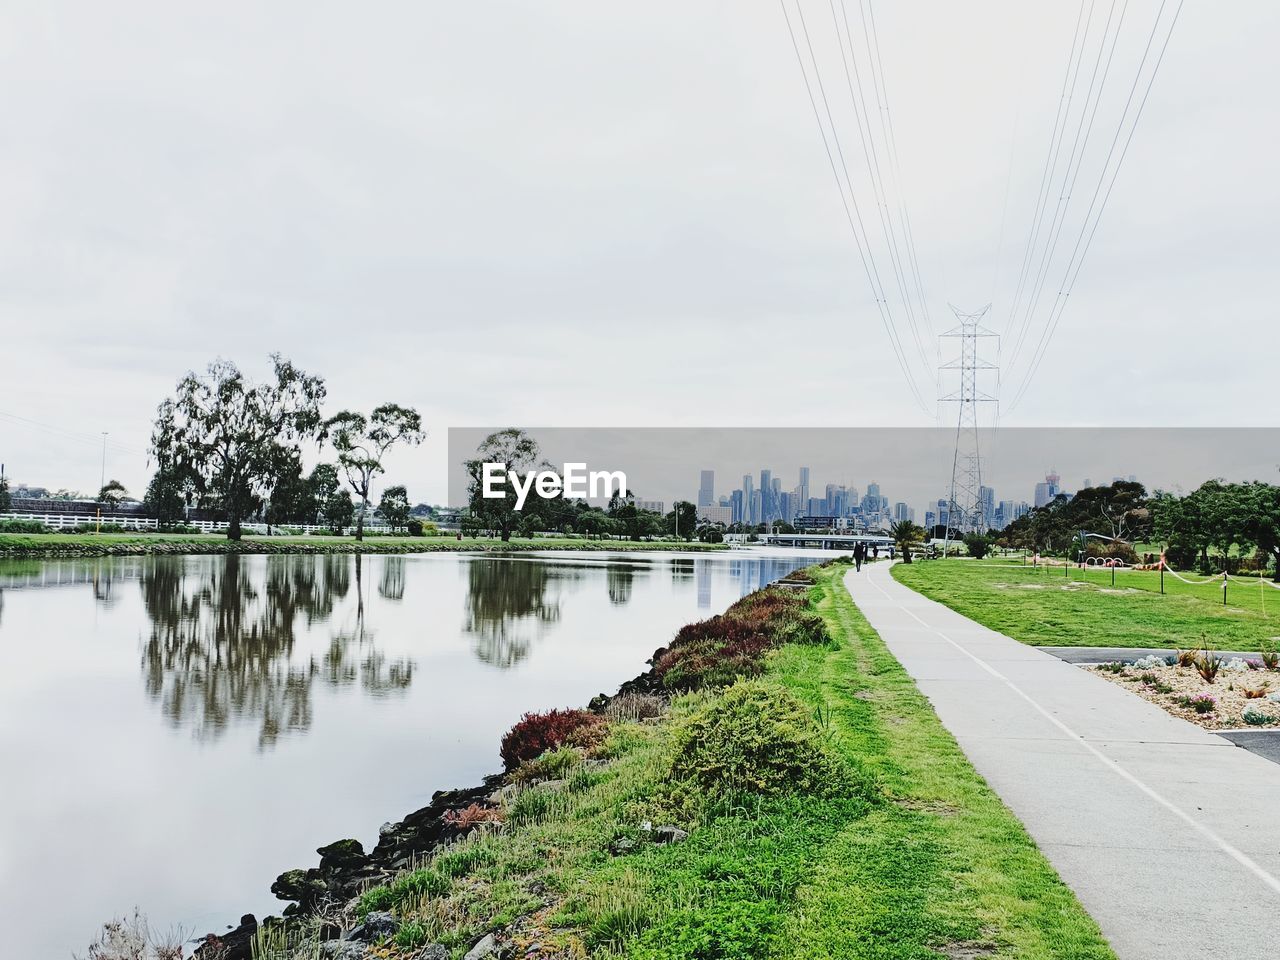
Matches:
[845,563,1280,960]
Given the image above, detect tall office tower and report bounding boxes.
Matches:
[742,474,755,523]
[730,490,744,524]
[997,500,1015,528]
[760,469,772,522]
[1034,470,1061,508]
[926,510,938,529]
[798,466,810,511]
[979,485,995,530]
[894,501,910,522]
[698,470,714,507]
[750,489,762,524]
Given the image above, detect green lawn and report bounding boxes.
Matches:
[0,532,727,558]
[269,565,1113,959]
[893,558,1280,650]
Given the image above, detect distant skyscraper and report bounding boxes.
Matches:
[742,474,755,524]
[760,469,772,522]
[894,502,910,522]
[1034,471,1060,508]
[698,470,714,507]
[979,485,995,530]
[798,466,810,512]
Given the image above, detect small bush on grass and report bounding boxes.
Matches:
[654,585,829,692]
[500,709,605,770]
[0,518,50,534]
[511,745,583,784]
[665,679,863,812]
[632,900,777,960]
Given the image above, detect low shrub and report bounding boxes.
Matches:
[1096,661,1126,674]
[1179,693,1217,714]
[1261,640,1279,671]
[1195,650,1223,684]
[1175,648,1200,668]
[442,802,503,833]
[1132,655,1167,670]
[511,745,582,783]
[633,899,777,960]
[0,518,50,534]
[66,521,129,534]
[665,679,860,810]
[499,708,605,770]
[1243,702,1276,726]
[653,584,828,691]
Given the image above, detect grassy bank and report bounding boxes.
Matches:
[893,559,1280,649]
[245,565,1112,960]
[0,533,728,559]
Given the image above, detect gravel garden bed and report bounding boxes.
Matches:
[1088,653,1280,730]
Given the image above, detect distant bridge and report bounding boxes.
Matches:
[752,533,897,553]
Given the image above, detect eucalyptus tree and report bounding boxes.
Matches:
[465,428,544,542]
[97,479,128,514]
[323,404,425,540]
[151,355,327,540]
[378,484,411,532]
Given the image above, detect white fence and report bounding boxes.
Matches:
[0,512,395,536]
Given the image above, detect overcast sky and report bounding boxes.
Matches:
[1,1,1274,505]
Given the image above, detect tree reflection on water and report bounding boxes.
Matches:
[462,557,587,668]
[139,554,413,748]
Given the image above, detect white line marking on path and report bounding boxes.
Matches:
[861,568,1280,898]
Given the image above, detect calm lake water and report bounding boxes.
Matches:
[0,547,821,957]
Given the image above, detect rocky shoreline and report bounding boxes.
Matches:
[192,644,671,959]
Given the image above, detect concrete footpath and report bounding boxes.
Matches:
[845,564,1280,960]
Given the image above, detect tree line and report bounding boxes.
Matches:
[992,477,1280,577]
[463,429,708,543]
[146,355,423,540]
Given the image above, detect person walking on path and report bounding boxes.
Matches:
[853,542,865,572]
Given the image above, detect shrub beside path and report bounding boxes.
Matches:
[847,562,1280,960]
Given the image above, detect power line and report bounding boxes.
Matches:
[827,0,933,381]
[1003,0,1091,355]
[0,410,147,457]
[1006,0,1128,379]
[780,0,931,412]
[1008,0,1184,411]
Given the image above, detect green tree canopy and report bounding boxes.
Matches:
[378,484,412,531]
[151,355,326,540]
[324,404,425,540]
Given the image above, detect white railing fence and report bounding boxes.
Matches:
[0,512,395,536]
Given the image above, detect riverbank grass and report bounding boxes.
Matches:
[893,558,1280,649]
[261,565,1113,959]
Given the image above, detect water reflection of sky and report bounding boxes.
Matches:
[0,548,821,958]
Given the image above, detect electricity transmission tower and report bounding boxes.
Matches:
[940,305,998,552]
